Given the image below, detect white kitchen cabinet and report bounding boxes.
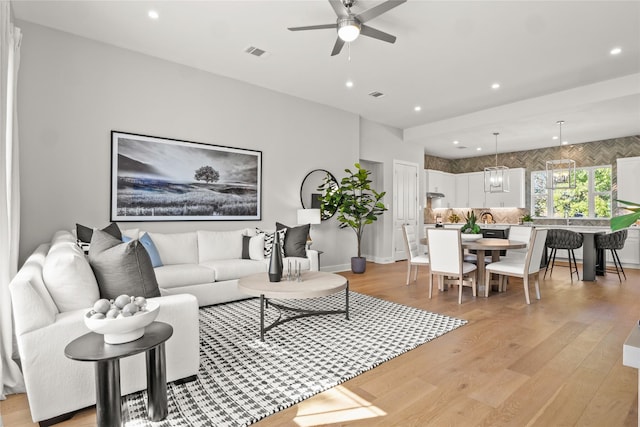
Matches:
[426,169,455,209]
[484,168,525,208]
[617,156,640,204]
[454,174,469,208]
[614,228,640,266]
[468,171,486,208]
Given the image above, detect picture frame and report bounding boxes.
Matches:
[110,131,262,221]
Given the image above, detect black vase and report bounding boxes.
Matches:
[268,237,283,282]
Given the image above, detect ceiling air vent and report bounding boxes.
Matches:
[368,91,385,98]
[244,46,267,57]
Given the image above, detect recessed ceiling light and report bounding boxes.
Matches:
[562,141,569,145]
[148,10,159,20]
[610,47,622,55]
[345,80,354,88]
[453,140,459,145]
[552,136,559,140]
[414,106,421,112]
[491,83,500,90]
[476,147,482,151]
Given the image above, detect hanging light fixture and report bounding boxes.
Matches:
[484,132,510,193]
[545,120,576,189]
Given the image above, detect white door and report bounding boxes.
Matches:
[394,160,420,261]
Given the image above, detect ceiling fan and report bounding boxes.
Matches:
[288,0,407,56]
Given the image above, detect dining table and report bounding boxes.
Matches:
[420,236,526,297]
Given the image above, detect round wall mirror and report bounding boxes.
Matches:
[300,169,338,220]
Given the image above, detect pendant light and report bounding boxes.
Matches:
[484,132,510,193]
[545,120,576,189]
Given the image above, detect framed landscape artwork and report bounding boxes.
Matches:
[110,131,262,221]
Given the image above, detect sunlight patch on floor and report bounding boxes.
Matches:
[293,385,386,426]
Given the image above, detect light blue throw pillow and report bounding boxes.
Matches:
[140,233,163,268]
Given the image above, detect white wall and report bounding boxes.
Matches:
[16,21,361,269]
[360,117,425,262]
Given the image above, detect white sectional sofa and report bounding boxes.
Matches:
[9,226,318,426]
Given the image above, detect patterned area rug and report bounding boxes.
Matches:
[123,292,467,426]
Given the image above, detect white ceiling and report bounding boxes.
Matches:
[11,0,640,159]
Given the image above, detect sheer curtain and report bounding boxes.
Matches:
[0,1,24,399]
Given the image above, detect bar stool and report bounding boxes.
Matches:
[595,229,628,282]
[544,229,583,282]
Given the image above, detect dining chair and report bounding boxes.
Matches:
[544,229,583,281]
[402,224,429,285]
[595,229,628,282]
[484,228,548,304]
[426,228,477,304]
[502,225,533,261]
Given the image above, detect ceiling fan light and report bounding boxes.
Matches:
[337,18,360,42]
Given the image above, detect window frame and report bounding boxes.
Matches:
[530,165,612,219]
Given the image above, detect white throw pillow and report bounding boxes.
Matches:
[148,232,198,265]
[43,242,100,312]
[249,234,265,260]
[198,230,244,262]
[121,228,140,240]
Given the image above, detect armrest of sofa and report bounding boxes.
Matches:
[307,249,319,271]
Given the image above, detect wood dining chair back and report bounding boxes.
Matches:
[426,228,477,304]
[485,228,549,304]
[402,224,429,285]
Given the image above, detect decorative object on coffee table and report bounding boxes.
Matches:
[268,237,283,282]
[317,163,387,274]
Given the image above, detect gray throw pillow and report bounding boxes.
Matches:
[88,229,161,300]
[276,222,309,258]
[76,222,122,243]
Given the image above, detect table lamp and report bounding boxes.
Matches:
[297,208,321,248]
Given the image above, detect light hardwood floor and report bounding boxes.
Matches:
[2,261,639,426]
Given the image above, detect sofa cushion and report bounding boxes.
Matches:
[257,228,286,258]
[76,222,121,243]
[88,230,161,299]
[276,222,309,258]
[197,230,244,262]
[200,259,267,281]
[43,240,100,312]
[140,233,163,268]
[121,228,140,240]
[148,231,198,265]
[154,264,216,289]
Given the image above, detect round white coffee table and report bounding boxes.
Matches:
[238,271,349,341]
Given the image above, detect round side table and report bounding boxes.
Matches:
[65,321,173,426]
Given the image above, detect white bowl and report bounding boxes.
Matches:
[84,300,159,344]
[461,233,483,241]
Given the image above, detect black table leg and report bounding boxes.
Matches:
[95,360,121,427]
[260,294,265,342]
[146,343,168,421]
[345,281,350,320]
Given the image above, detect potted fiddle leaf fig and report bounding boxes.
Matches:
[318,163,387,274]
[611,200,640,231]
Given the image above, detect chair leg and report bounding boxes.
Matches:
[428,273,433,299]
[413,265,419,282]
[406,261,411,285]
[534,273,541,300]
[523,274,531,304]
[570,249,580,281]
[484,269,491,298]
[544,248,557,279]
[458,276,463,304]
[612,249,626,281]
[471,274,477,297]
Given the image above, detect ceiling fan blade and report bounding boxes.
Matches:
[328,0,346,17]
[356,0,407,23]
[360,24,397,43]
[288,24,337,31]
[331,37,346,56]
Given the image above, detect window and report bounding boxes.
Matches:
[531,166,611,219]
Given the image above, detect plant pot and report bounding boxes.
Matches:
[351,257,366,274]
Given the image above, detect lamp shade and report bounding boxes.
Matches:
[297,209,321,225]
